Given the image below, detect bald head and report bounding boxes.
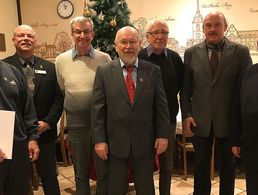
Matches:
[13,25,36,59]
[202,11,228,45]
[115,26,141,65]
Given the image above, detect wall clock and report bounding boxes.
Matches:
[57,0,74,19]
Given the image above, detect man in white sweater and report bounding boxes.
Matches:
[55,16,111,195]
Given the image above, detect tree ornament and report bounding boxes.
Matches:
[110,18,117,28]
[118,0,126,8]
[98,11,105,22]
[83,8,92,17]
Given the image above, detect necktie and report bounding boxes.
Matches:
[210,49,218,78]
[24,62,35,95]
[125,66,135,104]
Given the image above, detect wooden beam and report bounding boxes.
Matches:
[16,0,22,25]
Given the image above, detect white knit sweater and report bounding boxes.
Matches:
[55,49,111,128]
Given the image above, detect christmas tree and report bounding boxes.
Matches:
[84,0,131,59]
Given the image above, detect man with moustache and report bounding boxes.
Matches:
[139,19,183,195]
[180,11,252,195]
[91,26,170,195]
[4,24,63,195]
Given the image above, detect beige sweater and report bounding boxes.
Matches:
[55,49,111,128]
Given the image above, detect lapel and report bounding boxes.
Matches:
[133,60,146,107]
[196,42,213,80]
[33,57,45,96]
[112,59,147,107]
[112,59,131,105]
[213,38,235,84]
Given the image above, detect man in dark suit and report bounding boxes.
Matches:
[139,19,184,195]
[91,26,170,195]
[180,11,252,195]
[232,63,258,195]
[3,25,63,195]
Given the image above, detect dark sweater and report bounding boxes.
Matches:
[139,48,183,122]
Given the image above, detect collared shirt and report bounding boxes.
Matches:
[72,45,95,59]
[146,45,168,58]
[120,58,138,87]
[206,39,225,62]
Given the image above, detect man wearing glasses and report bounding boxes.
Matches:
[139,19,184,195]
[55,16,111,195]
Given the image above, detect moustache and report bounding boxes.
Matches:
[208,32,218,36]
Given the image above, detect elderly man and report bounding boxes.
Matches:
[0,60,39,195]
[180,11,252,195]
[139,19,184,195]
[91,26,170,195]
[4,25,64,195]
[55,16,111,195]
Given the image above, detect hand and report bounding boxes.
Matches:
[37,121,50,135]
[232,146,241,158]
[95,143,108,160]
[155,138,168,155]
[182,117,196,136]
[28,140,40,161]
[0,149,6,163]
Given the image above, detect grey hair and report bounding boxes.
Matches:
[145,18,169,32]
[70,16,94,32]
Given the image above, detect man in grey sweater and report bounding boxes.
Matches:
[55,16,111,195]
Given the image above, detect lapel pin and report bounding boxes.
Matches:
[139,78,143,82]
[4,77,7,81]
[40,65,43,69]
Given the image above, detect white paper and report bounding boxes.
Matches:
[0,110,15,159]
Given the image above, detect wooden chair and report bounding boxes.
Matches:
[57,111,72,166]
[176,123,215,180]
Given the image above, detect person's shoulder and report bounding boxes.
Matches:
[56,49,73,59]
[139,59,160,69]
[36,56,54,66]
[0,60,23,77]
[138,48,148,56]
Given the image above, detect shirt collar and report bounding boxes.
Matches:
[72,45,95,59]
[206,38,225,51]
[18,54,35,67]
[146,45,167,57]
[120,58,139,69]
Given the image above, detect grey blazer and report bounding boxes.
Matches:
[180,38,252,138]
[91,59,170,158]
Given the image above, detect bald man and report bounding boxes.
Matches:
[91,26,170,195]
[180,11,252,195]
[4,25,63,195]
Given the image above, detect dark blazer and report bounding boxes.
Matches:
[3,54,64,143]
[91,59,170,158]
[180,38,252,138]
[232,63,258,171]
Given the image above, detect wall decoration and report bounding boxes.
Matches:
[0,33,6,51]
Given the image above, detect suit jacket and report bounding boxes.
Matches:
[91,59,170,158]
[3,54,64,143]
[232,63,258,171]
[180,38,252,138]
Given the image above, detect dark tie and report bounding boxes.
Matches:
[125,66,135,104]
[24,62,35,94]
[210,49,218,78]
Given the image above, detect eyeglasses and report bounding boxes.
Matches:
[147,30,169,37]
[118,40,138,47]
[72,29,92,36]
[15,33,35,39]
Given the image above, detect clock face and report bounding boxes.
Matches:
[57,0,74,18]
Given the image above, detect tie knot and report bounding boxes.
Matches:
[125,65,135,73]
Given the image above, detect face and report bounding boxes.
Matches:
[203,13,227,45]
[71,21,94,49]
[146,21,169,53]
[115,27,141,65]
[13,25,36,54]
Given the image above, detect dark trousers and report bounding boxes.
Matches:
[107,153,155,195]
[94,151,108,195]
[36,142,60,195]
[245,168,258,195]
[159,123,176,195]
[193,131,235,195]
[0,141,30,195]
